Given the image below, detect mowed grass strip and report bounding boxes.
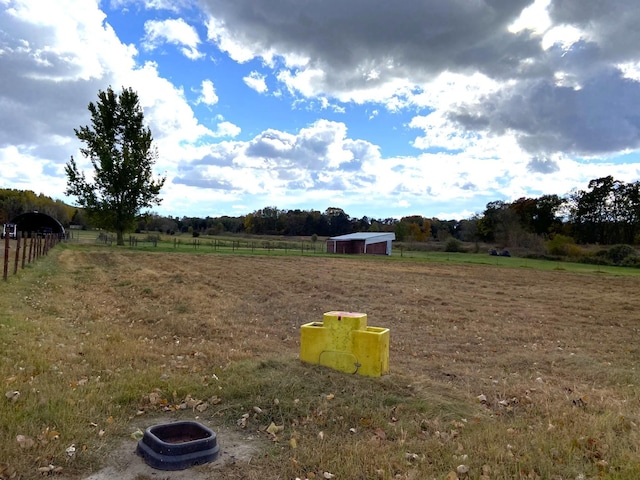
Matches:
[1,244,640,479]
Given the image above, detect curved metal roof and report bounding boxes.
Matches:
[9,211,65,234]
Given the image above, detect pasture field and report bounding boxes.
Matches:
[1,244,640,479]
[64,228,639,275]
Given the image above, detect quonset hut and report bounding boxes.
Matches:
[9,211,66,238]
[326,232,395,256]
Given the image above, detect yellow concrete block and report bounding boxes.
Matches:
[352,327,390,377]
[323,311,368,331]
[300,311,389,377]
[299,322,327,365]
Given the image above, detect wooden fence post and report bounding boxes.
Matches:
[3,233,9,281]
[21,232,27,269]
[28,234,34,263]
[13,234,21,275]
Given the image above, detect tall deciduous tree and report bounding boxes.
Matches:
[65,87,165,245]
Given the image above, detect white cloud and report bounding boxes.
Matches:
[508,0,552,35]
[205,17,272,64]
[143,18,204,60]
[110,0,197,13]
[243,71,268,93]
[196,79,219,105]
[212,120,241,138]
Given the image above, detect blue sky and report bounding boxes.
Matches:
[2,0,640,221]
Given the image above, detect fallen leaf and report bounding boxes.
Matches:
[374,428,386,441]
[65,444,76,458]
[237,413,249,428]
[40,428,60,441]
[253,406,263,414]
[130,429,144,440]
[325,393,335,401]
[266,422,284,435]
[289,437,297,449]
[16,435,35,449]
[5,390,19,403]
[37,464,62,474]
[148,392,161,405]
[323,472,335,479]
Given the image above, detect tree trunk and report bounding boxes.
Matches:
[116,230,125,246]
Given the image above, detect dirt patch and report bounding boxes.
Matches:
[79,418,265,480]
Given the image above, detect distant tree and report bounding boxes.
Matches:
[570,176,620,244]
[65,86,165,246]
[400,215,431,242]
[394,221,409,242]
[533,194,565,235]
[368,220,382,232]
[478,201,521,245]
[620,181,640,243]
[458,216,480,244]
[0,192,24,223]
[325,207,351,236]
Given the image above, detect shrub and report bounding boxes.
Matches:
[444,238,465,253]
[564,243,586,258]
[605,244,638,265]
[546,234,576,256]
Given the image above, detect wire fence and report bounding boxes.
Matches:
[64,230,326,255]
[2,232,62,281]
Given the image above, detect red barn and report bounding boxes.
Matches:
[326,232,395,255]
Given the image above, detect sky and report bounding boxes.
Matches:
[2,0,640,221]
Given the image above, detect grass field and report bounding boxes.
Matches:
[65,228,639,275]
[1,243,640,479]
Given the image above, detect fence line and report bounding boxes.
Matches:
[2,232,61,281]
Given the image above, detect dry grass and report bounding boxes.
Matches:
[1,245,640,479]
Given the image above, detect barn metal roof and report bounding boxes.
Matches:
[328,232,396,242]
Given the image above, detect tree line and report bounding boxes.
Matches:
[1,174,638,247]
[3,176,640,247]
[0,189,74,226]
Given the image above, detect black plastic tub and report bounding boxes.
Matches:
[136,421,220,471]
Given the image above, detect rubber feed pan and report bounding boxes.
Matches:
[136,421,220,471]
